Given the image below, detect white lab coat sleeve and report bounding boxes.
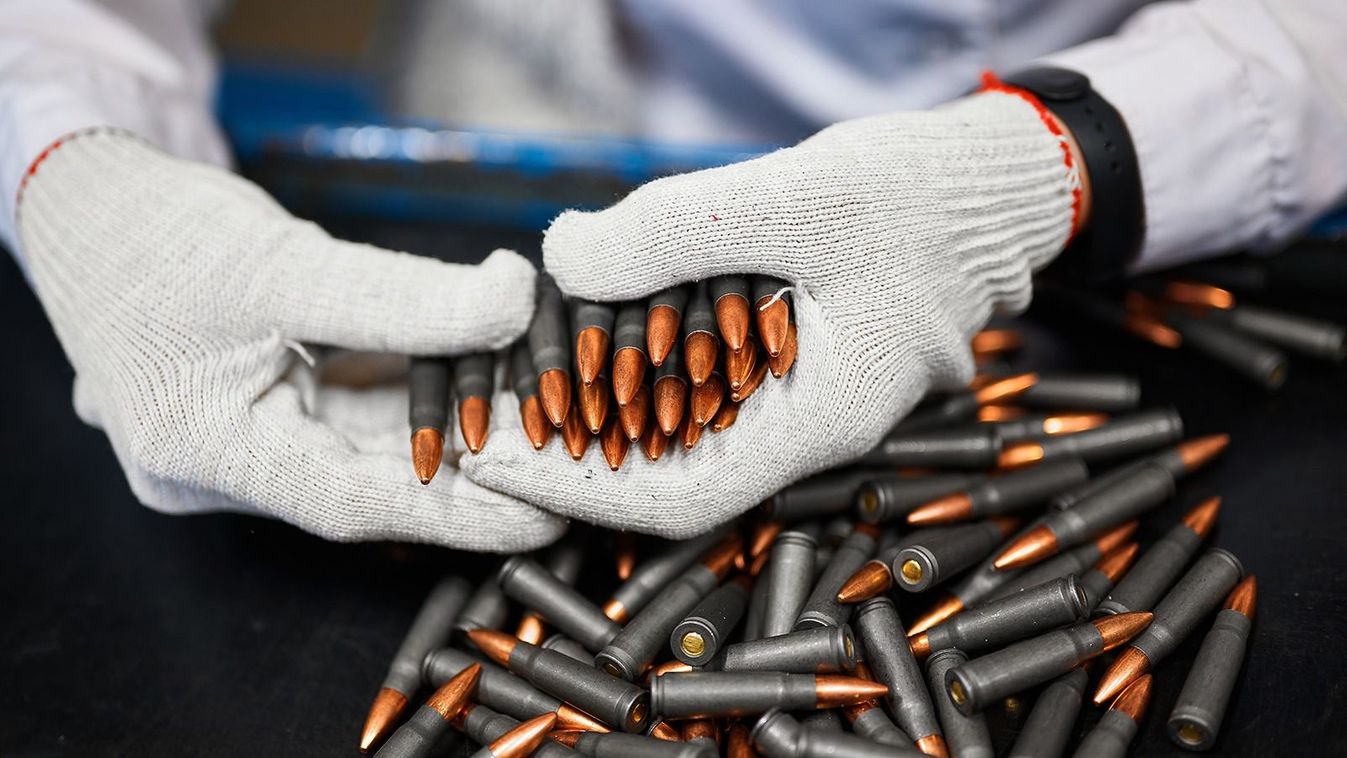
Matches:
[0,0,228,267]
[1044,0,1347,271]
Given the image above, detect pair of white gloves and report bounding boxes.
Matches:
[17,91,1074,551]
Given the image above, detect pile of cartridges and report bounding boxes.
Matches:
[360,360,1252,757]
[408,275,798,484]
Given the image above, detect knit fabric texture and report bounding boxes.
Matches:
[465,92,1074,537]
[18,130,564,550]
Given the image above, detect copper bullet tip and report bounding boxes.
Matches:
[996,441,1045,470]
[750,521,784,559]
[681,717,720,744]
[1096,521,1140,554]
[906,595,965,636]
[1166,280,1235,309]
[1110,674,1153,721]
[653,378,687,436]
[600,420,630,471]
[1225,575,1257,618]
[1096,613,1154,651]
[562,406,592,461]
[993,525,1059,570]
[1177,433,1230,472]
[555,703,611,733]
[1097,542,1141,583]
[426,662,481,719]
[971,328,1022,356]
[1183,495,1222,537]
[908,632,932,660]
[612,347,648,407]
[1123,312,1183,348]
[648,720,682,742]
[647,305,681,366]
[515,613,545,645]
[701,535,745,579]
[977,404,1025,422]
[836,560,893,604]
[680,414,705,450]
[815,675,894,708]
[1042,412,1110,435]
[467,628,520,667]
[715,294,752,354]
[603,598,630,624]
[576,327,611,387]
[757,295,791,357]
[685,332,719,387]
[731,356,769,402]
[974,372,1039,405]
[549,731,582,748]
[619,385,649,441]
[641,422,669,461]
[725,338,758,389]
[488,712,557,758]
[359,687,408,752]
[458,395,490,454]
[726,722,754,758]
[842,699,879,722]
[647,660,694,682]
[768,322,798,378]
[691,374,726,427]
[1093,644,1153,704]
[915,733,951,758]
[614,533,637,581]
[519,396,552,450]
[538,368,572,428]
[711,401,740,433]
[410,427,444,485]
[578,377,610,434]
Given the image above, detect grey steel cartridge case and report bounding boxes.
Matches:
[890,391,981,435]
[1130,549,1243,666]
[945,619,1111,715]
[672,579,750,666]
[847,705,910,748]
[927,648,994,758]
[541,634,595,665]
[1007,667,1088,758]
[528,275,571,375]
[751,709,924,758]
[408,357,451,431]
[609,529,727,620]
[1049,458,1153,511]
[987,541,1105,603]
[454,573,510,633]
[856,472,986,523]
[794,526,879,629]
[422,648,563,721]
[651,672,827,719]
[569,732,713,758]
[1165,312,1289,389]
[853,597,942,743]
[655,339,685,383]
[923,577,1089,656]
[768,469,889,521]
[374,704,458,758]
[499,556,619,651]
[753,275,792,309]
[683,280,716,340]
[613,302,648,355]
[1020,374,1141,412]
[459,705,576,758]
[719,625,857,673]
[1035,462,1174,553]
[1218,303,1346,362]
[800,708,844,733]
[1029,407,1183,463]
[453,352,494,401]
[710,275,751,309]
[859,426,1003,469]
[545,534,587,585]
[1079,567,1116,610]
[649,285,689,317]
[743,562,771,643]
[1166,607,1253,751]
[1097,517,1205,615]
[945,517,1049,608]
[598,562,722,681]
[1070,709,1138,758]
[763,526,819,637]
[573,299,616,339]
[380,576,470,698]
[506,641,650,732]
[893,519,1009,593]
[509,340,538,403]
[960,459,1089,518]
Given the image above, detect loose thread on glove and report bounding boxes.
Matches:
[284,339,317,368]
[757,286,794,311]
[978,72,1083,241]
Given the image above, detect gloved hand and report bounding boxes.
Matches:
[465,91,1078,537]
[18,130,565,551]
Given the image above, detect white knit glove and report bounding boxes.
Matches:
[465,92,1076,537]
[18,130,565,551]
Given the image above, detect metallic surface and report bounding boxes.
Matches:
[845,701,911,749]
[499,556,619,652]
[1167,577,1256,751]
[607,530,727,623]
[854,597,942,745]
[856,473,985,524]
[762,526,819,637]
[423,648,586,728]
[373,704,457,758]
[1219,302,1347,362]
[473,712,557,758]
[651,672,886,719]
[528,275,572,426]
[915,576,1089,658]
[915,459,1088,523]
[1003,407,1184,466]
[1166,311,1289,389]
[719,625,857,673]
[541,634,597,666]
[1071,708,1140,758]
[794,525,879,629]
[458,705,576,758]
[573,300,615,386]
[683,281,719,386]
[767,468,902,521]
[753,275,792,357]
[672,578,751,666]
[711,275,752,353]
[859,427,1004,469]
[751,709,923,758]
[1006,667,1088,758]
[894,519,1015,593]
[378,576,470,698]
[566,731,715,757]
[987,523,1137,602]
[1097,504,1211,616]
[497,635,650,733]
[927,648,993,758]
[453,353,494,451]
[1019,374,1141,411]
[455,573,510,633]
[598,561,725,680]
[647,286,689,366]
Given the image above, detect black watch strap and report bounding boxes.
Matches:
[1004,67,1144,283]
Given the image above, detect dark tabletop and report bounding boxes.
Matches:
[2,233,1345,757]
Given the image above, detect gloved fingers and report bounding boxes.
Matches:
[241,381,567,551]
[265,232,537,356]
[542,152,813,301]
[71,374,104,430]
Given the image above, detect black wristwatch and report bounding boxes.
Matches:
[1003,67,1145,283]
